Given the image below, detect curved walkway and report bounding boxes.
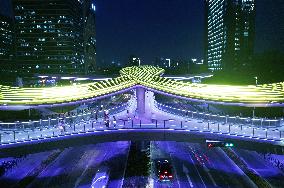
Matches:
[1,66,284,109]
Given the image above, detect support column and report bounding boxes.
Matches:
[136,87,145,116]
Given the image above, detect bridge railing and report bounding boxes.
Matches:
[0,99,283,146]
[154,101,283,128]
[0,114,283,146]
[0,102,129,131]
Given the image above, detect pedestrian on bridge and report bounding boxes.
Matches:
[95,110,98,121]
[113,116,117,128]
[105,119,110,128]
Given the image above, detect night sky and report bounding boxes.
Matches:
[96,0,284,66]
[0,0,283,66]
[96,0,205,65]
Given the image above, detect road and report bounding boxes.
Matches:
[150,141,256,188]
[234,148,284,188]
[150,141,180,188]
[0,150,54,187]
[27,141,130,188]
[1,140,283,187]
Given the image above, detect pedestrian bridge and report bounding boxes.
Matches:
[1,66,284,110]
[0,114,283,157]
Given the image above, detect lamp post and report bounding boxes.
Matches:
[254,76,258,86]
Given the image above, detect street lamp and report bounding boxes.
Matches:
[254,76,258,85]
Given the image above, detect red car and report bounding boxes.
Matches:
[155,159,174,181]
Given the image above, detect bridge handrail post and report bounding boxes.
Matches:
[181,121,183,129]
[253,128,255,136]
[13,130,16,141]
[156,120,157,128]
[207,122,209,130]
[132,120,134,128]
[266,129,268,138]
[0,133,1,143]
[74,124,76,132]
[48,117,51,127]
[164,120,166,129]
[140,120,141,128]
[218,123,219,132]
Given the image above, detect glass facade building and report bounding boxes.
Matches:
[0,15,14,67]
[83,1,96,73]
[205,0,255,71]
[11,0,96,74]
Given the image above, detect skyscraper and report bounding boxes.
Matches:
[83,1,96,73]
[11,0,96,74]
[205,0,255,71]
[0,15,14,67]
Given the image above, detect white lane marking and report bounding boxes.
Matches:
[188,152,207,188]
[165,142,181,188]
[183,164,194,187]
[203,165,217,187]
[73,151,98,188]
[146,178,154,188]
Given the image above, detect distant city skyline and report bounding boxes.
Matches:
[96,0,283,66]
[0,0,283,67]
[95,0,204,66]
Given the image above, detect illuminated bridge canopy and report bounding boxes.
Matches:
[0,66,284,108]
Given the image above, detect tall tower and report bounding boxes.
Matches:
[205,0,255,72]
[0,0,14,74]
[83,1,96,74]
[11,0,85,74]
[0,15,14,66]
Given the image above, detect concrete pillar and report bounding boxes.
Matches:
[136,87,145,115]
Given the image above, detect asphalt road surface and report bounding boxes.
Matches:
[234,148,284,188]
[27,141,130,188]
[150,141,256,188]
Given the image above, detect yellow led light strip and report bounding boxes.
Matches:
[0,66,283,106]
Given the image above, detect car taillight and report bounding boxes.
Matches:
[164,171,168,174]
[168,175,173,178]
[159,175,164,179]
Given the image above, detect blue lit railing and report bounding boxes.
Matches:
[0,102,283,146]
[0,115,283,146]
[154,101,283,128]
[0,103,128,131]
